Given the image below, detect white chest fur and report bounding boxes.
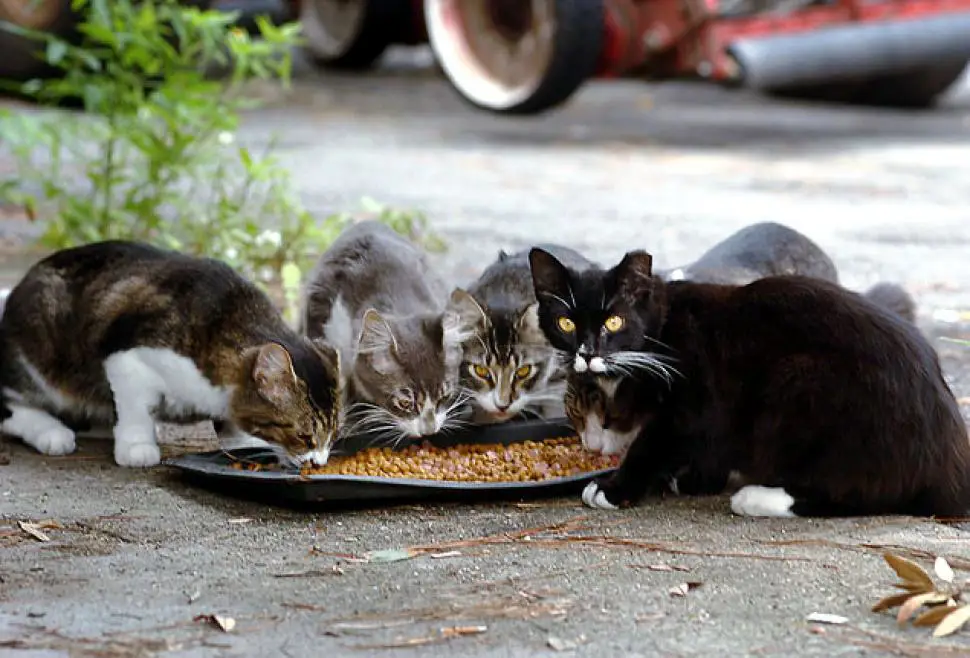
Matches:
[103,347,232,419]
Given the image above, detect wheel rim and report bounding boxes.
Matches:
[0,0,62,29]
[425,0,557,110]
[300,0,368,58]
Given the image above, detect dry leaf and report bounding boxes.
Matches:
[548,635,585,651]
[193,614,236,632]
[442,625,486,638]
[17,521,50,542]
[806,612,848,625]
[884,553,934,591]
[894,581,933,593]
[668,582,702,597]
[634,564,690,573]
[364,548,417,563]
[873,592,918,613]
[352,626,486,650]
[913,604,958,627]
[933,605,970,637]
[896,592,949,625]
[214,615,235,632]
[935,557,955,583]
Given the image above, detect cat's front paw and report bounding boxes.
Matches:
[114,442,161,468]
[32,427,76,456]
[581,480,620,511]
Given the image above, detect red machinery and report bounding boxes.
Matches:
[296,0,970,112]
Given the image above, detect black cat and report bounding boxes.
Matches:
[529,247,970,517]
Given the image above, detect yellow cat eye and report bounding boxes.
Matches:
[557,316,575,333]
[472,364,492,380]
[604,315,625,333]
[515,364,533,379]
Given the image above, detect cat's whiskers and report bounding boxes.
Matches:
[341,401,403,439]
[436,390,473,433]
[537,290,573,310]
[641,333,675,352]
[606,351,681,385]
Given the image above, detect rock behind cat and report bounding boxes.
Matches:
[0,240,341,468]
[448,244,597,423]
[532,246,970,518]
[300,221,465,441]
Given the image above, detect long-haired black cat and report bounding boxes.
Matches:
[529,247,970,517]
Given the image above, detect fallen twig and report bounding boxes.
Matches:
[759,539,970,571]
[325,588,572,628]
[822,625,970,656]
[366,515,826,566]
[349,625,487,650]
[273,566,344,578]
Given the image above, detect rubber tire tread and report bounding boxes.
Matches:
[431,0,604,115]
[303,0,412,71]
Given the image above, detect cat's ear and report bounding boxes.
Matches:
[308,337,341,376]
[358,309,397,355]
[497,249,510,262]
[253,343,298,407]
[611,250,655,295]
[516,302,545,344]
[529,248,571,302]
[445,288,486,341]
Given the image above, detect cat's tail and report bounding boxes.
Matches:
[863,282,917,324]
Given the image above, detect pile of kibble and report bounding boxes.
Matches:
[293,437,619,482]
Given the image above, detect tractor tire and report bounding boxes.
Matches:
[300,0,412,71]
[768,59,968,110]
[424,0,604,115]
[0,0,78,82]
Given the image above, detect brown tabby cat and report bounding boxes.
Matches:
[0,241,342,468]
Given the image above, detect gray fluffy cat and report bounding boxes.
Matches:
[448,244,597,424]
[300,221,467,441]
[659,221,840,285]
[659,222,916,321]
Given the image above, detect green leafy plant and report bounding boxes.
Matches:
[0,0,442,322]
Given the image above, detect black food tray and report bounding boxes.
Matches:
[164,417,617,509]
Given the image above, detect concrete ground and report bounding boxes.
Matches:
[2,49,970,657]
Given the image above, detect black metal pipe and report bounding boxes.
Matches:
[727,11,970,89]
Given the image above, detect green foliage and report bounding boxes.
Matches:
[0,0,442,322]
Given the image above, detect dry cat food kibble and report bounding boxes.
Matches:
[301,437,620,482]
[229,437,620,482]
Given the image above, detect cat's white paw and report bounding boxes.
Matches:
[115,442,161,468]
[581,481,619,511]
[730,485,796,518]
[32,427,76,456]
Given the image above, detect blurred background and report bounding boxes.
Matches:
[1,0,969,316]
